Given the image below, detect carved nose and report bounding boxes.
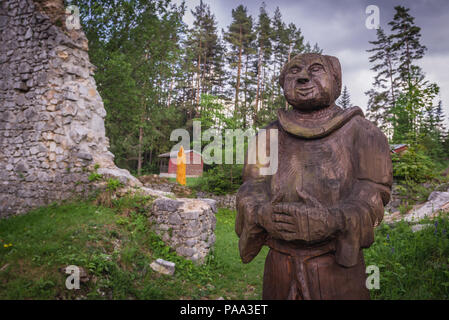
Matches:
[297,77,310,84]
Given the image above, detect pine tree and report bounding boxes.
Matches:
[268,7,290,115]
[365,27,398,130]
[286,23,306,60]
[303,42,323,54]
[434,101,447,135]
[338,86,352,109]
[188,1,226,114]
[366,6,440,146]
[241,18,257,129]
[272,7,289,76]
[224,5,254,118]
[420,100,447,160]
[387,6,441,146]
[431,100,448,149]
[254,2,272,125]
[365,89,391,130]
[388,5,427,90]
[390,78,440,144]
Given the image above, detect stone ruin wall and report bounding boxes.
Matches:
[0,0,140,217]
[0,0,217,264]
[150,197,217,264]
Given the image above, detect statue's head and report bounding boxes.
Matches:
[279,53,342,111]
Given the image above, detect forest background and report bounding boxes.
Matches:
[71,0,449,193]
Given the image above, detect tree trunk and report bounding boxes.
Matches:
[387,54,396,108]
[167,78,175,108]
[137,124,143,176]
[230,165,233,186]
[234,26,243,118]
[202,54,207,96]
[196,38,202,114]
[255,43,263,125]
[403,24,412,90]
[243,52,250,128]
[260,65,265,113]
[189,70,196,119]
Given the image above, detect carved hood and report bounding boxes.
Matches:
[278,104,364,139]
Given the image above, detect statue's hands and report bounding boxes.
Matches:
[256,202,278,236]
[255,191,290,238]
[271,189,344,242]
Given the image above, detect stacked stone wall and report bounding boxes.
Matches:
[150,198,217,263]
[0,0,139,217]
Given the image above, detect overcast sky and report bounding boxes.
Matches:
[175,0,449,120]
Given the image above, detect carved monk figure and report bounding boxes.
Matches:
[235,53,392,300]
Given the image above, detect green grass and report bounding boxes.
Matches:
[365,214,449,299]
[168,177,201,189]
[206,208,268,299]
[0,197,448,300]
[0,200,267,300]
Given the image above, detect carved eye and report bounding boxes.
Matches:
[290,67,300,74]
[309,64,324,73]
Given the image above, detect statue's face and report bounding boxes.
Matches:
[283,55,336,111]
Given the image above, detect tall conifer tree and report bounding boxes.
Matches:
[338,86,352,109]
[388,5,427,90]
[224,5,254,118]
[366,27,398,131]
[254,2,272,125]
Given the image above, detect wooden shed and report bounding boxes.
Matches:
[390,144,408,154]
[158,149,203,178]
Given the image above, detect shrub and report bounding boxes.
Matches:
[392,146,436,183]
[193,164,243,195]
[106,178,122,192]
[88,172,103,182]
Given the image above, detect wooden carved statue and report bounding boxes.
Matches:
[176,146,186,186]
[235,53,393,300]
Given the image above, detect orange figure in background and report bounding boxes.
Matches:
[176,146,186,185]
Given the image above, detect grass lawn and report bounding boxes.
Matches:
[0,195,448,300]
[365,216,449,299]
[0,198,267,300]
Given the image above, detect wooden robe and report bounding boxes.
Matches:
[235,104,393,300]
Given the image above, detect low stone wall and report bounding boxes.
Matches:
[150,197,217,264]
[196,192,236,210]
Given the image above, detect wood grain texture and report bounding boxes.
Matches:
[235,53,393,300]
